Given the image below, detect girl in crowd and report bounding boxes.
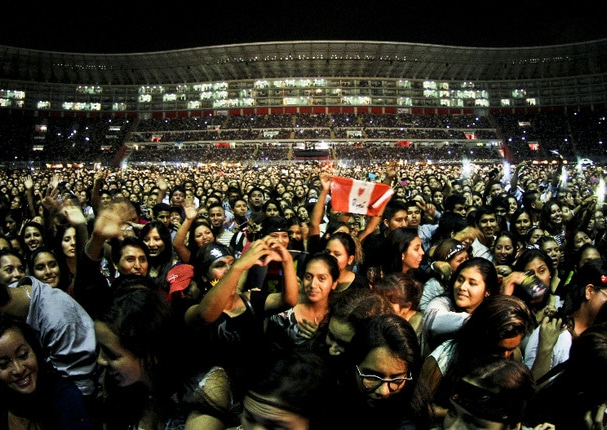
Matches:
[524,225,547,247]
[140,221,177,293]
[503,247,562,325]
[524,259,607,383]
[381,226,427,283]
[536,235,564,294]
[421,238,469,311]
[422,295,535,422]
[95,281,237,429]
[422,257,500,355]
[172,199,216,264]
[539,199,566,247]
[562,227,593,263]
[262,199,284,219]
[0,314,94,429]
[5,233,24,257]
[443,356,537,430]
[330,313,433,429]
[3,209,22,237]
[509,208,532,251]
[314,287,393,363]
[374,272,424,335]
[265,251,339,350]
[506,194,520,221]
[0,249,25,287]
[324,232,369,292]
[0,234,11,252]
[50,223,79,292]
[556,242,603,299]
[184,239,298,404]
[20,220,46,263]
[28,247,72,292]
[492,230,517,278]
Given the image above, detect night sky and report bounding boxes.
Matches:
[2,2,606,54]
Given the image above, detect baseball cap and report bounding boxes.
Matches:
[167,263,194,299]
[262,216,289,236]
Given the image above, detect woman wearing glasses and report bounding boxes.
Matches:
[330,313,433,429]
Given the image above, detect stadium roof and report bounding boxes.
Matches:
[1,39,607,86]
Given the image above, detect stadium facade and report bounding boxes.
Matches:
[1,39,606,116]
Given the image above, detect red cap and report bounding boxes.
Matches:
[166,264,194,299]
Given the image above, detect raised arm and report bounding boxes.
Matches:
[61,199,89,280]
[263,238,299,311]
[84,200,137,261]
[308,172,331,237]
[90,169,106,213]
[156,176,168,204]
[23,175,37,219]
[173,199,198,263]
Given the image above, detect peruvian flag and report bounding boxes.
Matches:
[330,176,395,216]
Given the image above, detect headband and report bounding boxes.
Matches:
[446,242,467,261]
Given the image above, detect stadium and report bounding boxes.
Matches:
[1,39,606,167]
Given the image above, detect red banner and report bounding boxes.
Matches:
[330,176,394,216]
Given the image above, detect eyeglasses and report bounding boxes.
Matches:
[597,288,607,299]
[355,365,412,392]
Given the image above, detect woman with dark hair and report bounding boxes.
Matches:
[20,220,46,263]
[491,194,510,232]
[172,198,216,264]
[0,314,94,429]
[524,258,607,383]
[313,287,393,362]
[28,246,72,292]
[330,313,433,429]
[444,356,536,430]
[95,284,237,429]
[524,225,547,247]
[539,199,566,247]
[509,208,533,251]
[537,235,564,294]
[429,211,475,250]
[492,230,517,277]
[265,251,339,350]
[502,247,562,325]
[374,272,424,334]
[422,257,500,354]
[50,221,85,295]
[561,227,594,274]
[185,237,299,404]
[261,198,284,219]
[3,208,23,237]
[5,232,25,258]
[140,220,177,293]
[381,227,427,283]
[0,234,10,252]
[556,242,603,299]
[324,231,369,292]
[422,295,535,423]
[421,238,469,311]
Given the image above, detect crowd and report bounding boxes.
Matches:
[0,156,606,429]
[2,109,607,167]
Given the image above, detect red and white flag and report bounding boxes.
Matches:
[330,176,395,216]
